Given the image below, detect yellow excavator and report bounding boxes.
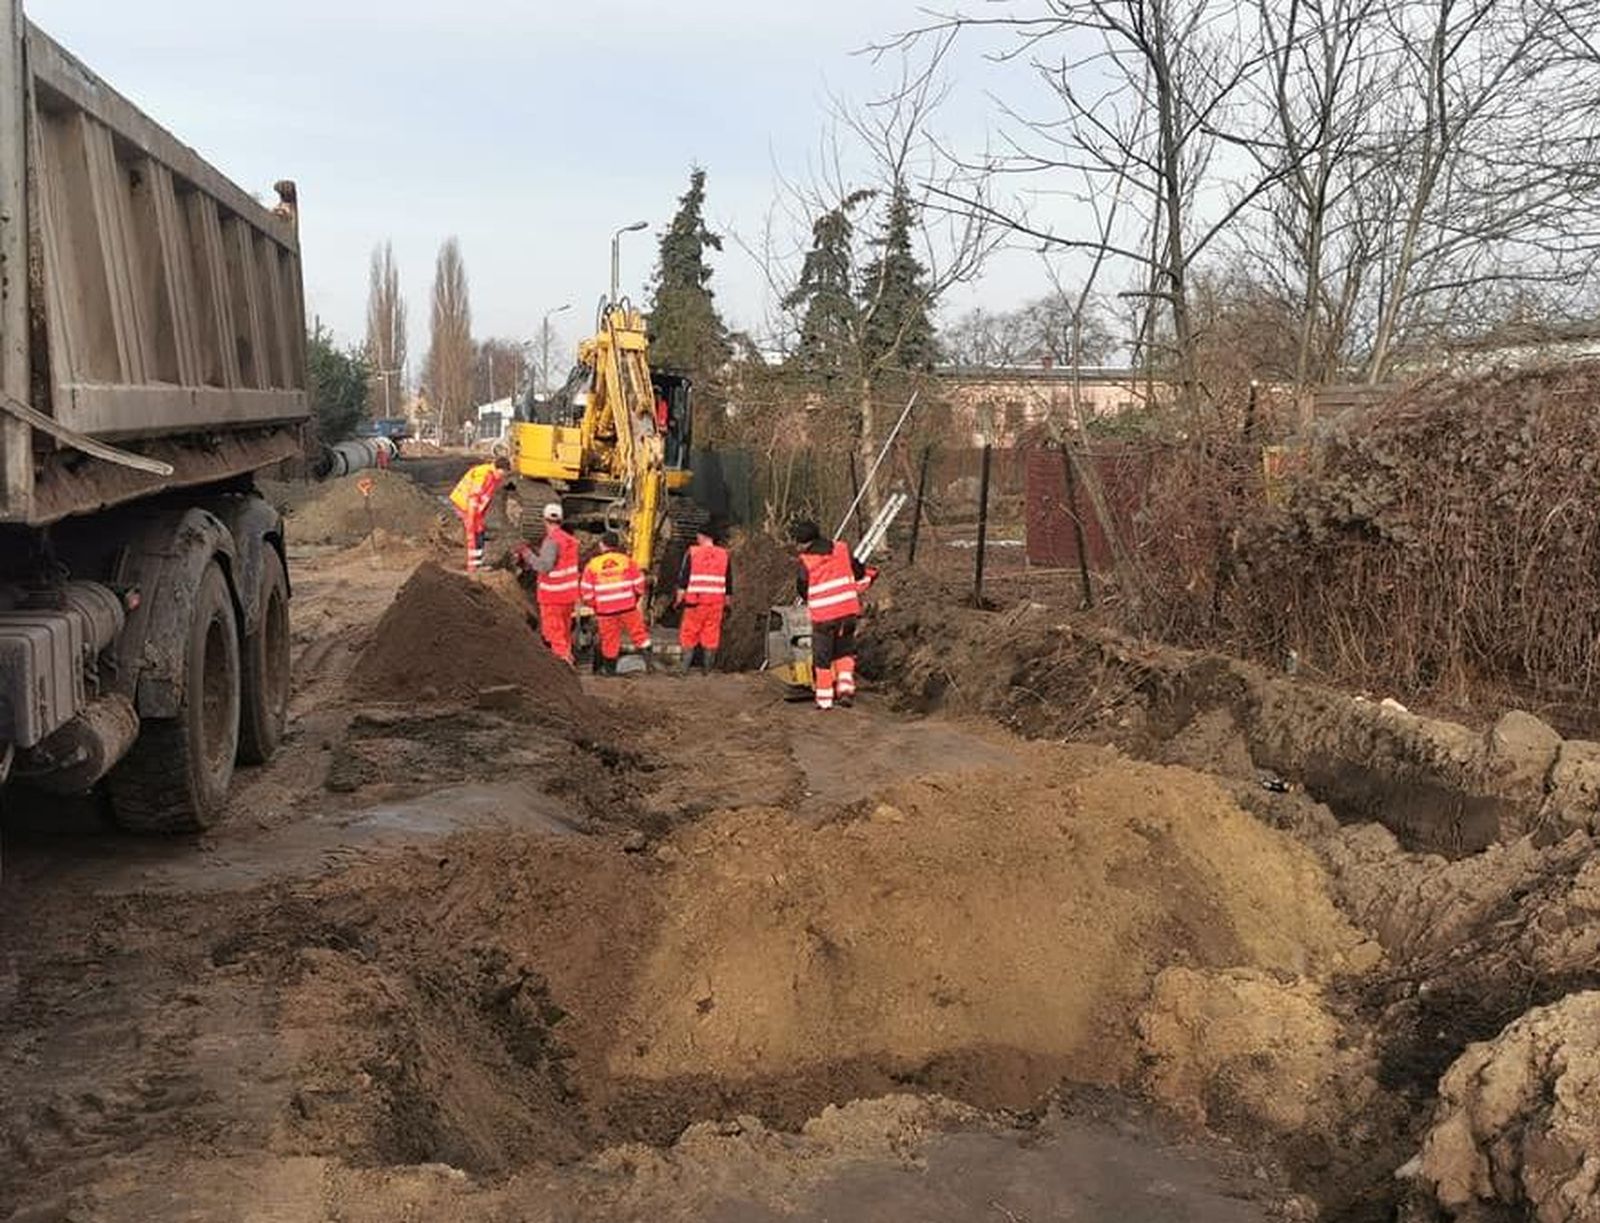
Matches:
[509,300,699,579]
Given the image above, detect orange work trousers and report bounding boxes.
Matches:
[678,602,725,652]
[539,600,577,664]
[596,607,650,660]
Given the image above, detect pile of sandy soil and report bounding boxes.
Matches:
[346,562,605,737]
[286,471,448,546]
[1407,991,1600,1221]
[612,745,1371,1104]
[223,743,1376,1184]
[719,530,801,670]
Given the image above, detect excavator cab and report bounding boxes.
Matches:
[651,371,694,492]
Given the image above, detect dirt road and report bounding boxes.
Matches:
[0,539,1348,1220]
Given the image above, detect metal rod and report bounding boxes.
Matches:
[855,491,907,560]
[907,444,932,566]
[833,389,920,541]
[973,443,993,606]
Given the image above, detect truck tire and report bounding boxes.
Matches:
[238,546,289,765]
[108,562,240,833]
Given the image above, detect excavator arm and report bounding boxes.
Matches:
[578,304,668,572]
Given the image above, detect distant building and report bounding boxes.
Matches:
[472,397,516,445]
[936,363,1164,446]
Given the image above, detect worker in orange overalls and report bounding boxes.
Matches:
[581,532,653,675]
[674,522,732,675]
[530,502,581,664]
[448,455,512,573]
[792,520,872,710]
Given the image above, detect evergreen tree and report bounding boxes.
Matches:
[307,322,371,443]
[648,168,730,376]
[859,182,937,372]
[782,190,871,380]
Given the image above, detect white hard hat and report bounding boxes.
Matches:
[543,502,564,521]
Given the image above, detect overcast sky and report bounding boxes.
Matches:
[28,0,1066,370]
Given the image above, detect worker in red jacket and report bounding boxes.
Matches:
[448,455,511,573]
[581,532,653,674]
[791,520,871,710]
[674,522,732,674]
[529,502,581,664]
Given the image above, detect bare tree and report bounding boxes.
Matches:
[1359,0,1600,381]
[425,238,474,434]
[1242,0,1386,401]
[891,1,1282,422]
[941,294,1117,367]
[471,338,529,407]
[364,241,407,419]
[764,43,997,515]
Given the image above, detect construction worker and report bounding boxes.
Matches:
[792,520,870,710]
[448,455,512,573]
[530,503,581,663]
[674,522,732,674]
[581,532,652,675]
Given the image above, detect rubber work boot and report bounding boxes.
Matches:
[678,652,694,676]
[600,657,619,678]
[699,650,718,676]
[642,646,657,674]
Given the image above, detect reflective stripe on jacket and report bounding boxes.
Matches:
[581,551,647,615]
[449,462,503,518]
[683,543,730,606]
[800,541,862,624]
[537,525,581,604]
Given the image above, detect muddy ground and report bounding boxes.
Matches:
[2,469,1595,1222]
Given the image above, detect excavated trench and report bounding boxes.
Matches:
[4,535,1597,1221]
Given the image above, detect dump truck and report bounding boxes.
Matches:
[0,2,307,832]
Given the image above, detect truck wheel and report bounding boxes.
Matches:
[238,546,289,765]
[108,562,240,833]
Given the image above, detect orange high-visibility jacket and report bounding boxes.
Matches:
[581,550,646,615]
[799,542,862,624]
[537,525,581,605]
[448,462,504,520]
[682,543,731,606]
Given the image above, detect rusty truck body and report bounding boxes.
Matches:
[0,0,306,831]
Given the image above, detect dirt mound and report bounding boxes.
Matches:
[611,746,1370,1105]
[1137,966,1381,1141]
[347,562,604,737]
[1407,991,1600,1221]
[719,530,800,670]
[287,471,447,545]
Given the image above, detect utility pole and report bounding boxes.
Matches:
[610,220,648,304]
[373,364,402,418]
[540,302,571,395]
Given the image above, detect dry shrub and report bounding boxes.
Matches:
[1128,362,1600,711]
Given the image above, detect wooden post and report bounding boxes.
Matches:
[0,0,33,521]
[1062,442,1094,609]
[973,443,992,606]
[907,444,932,566]
[847,450,868,538]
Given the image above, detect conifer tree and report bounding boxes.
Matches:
[647,168,730,377]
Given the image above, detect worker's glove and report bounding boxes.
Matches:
[673,592,685,608]
[861,566,881,592]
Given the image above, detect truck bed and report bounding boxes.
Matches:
[0,6,308,526]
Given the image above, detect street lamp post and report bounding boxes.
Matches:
[539,302,572,396]
[610,220,648,304]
